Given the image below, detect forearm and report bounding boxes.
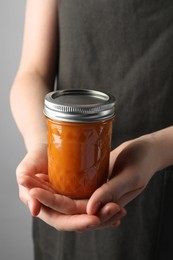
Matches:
[10,71,53,151]
[10,0,58,151]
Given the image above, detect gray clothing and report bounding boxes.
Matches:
[33,1,173,259]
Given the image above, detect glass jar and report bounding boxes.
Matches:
[44,89,116,199]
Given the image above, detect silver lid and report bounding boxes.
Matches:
[44,89,116,122]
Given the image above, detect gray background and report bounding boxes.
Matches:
[0,1,33,259]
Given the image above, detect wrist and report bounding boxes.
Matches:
[140,126,173,172]
[23,124,48,152]
[24,134,48,152]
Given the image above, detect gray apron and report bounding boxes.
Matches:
[33,1,173,259]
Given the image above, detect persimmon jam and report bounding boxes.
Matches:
[44,89,116,199]
[47,118,113,199]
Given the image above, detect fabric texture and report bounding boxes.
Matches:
[33,0,173,259]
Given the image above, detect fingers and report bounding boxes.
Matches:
[18,174,54,192]
[29,188,127,230]
[87,177,145,218]
[97,202,120,221]
[86,181,128,230]
[92,203,126,230]
[18,185,41,216]
[30,188,88,215]
[27,198,41,216]
[32,197,126,231]
[16,163,46,217]
[17,172,52,216]
[15,147,49,216]
[37,206,101,232]
[95,207,127,230]
[87,182,117,215]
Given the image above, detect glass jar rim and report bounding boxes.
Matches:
[44,89,116,123]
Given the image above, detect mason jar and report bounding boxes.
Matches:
[44,89,116,199]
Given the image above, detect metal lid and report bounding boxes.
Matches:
[44,89,116,122]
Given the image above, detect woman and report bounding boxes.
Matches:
[10,0,173,259]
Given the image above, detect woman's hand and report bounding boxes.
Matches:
[28,188,126,231]
[87,135,159,215]
[17,143,126,231]
[16,144,49,216]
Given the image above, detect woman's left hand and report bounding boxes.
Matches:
[87,135,158,220]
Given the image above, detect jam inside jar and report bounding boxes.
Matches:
[44,89,116,199]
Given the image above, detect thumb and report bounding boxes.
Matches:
[87,181,119,215]
[87,177,145,215]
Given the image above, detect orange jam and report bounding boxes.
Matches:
[44,89,116,199]
[47,118,113,199]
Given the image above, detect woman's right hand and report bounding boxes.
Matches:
[16,144,101,231]
[16,143,125,231]
[16,144,50,216]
